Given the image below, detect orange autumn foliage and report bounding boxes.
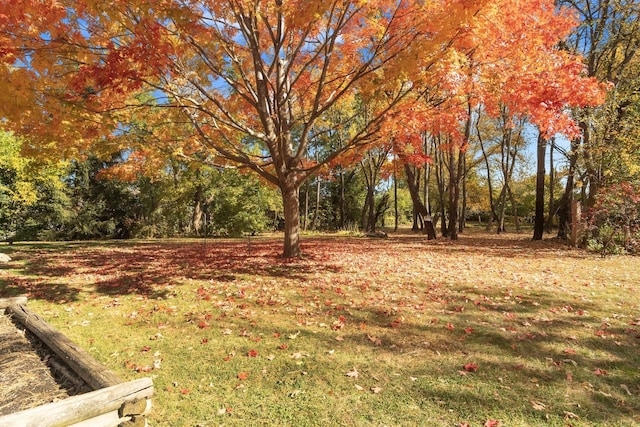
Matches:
[0,0,606,255]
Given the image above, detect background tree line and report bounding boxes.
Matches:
[1,0,639,254]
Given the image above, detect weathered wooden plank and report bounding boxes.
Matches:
[5,303,122,390]
[68,410,130,427]
[0,378,153,427]
[0,296,27,309]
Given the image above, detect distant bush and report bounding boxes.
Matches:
[584,182,640,256]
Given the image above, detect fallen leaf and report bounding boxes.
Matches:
[367,335,382,345]
[370,386,383,394]
[484,420,500,427]
[530,401,546,411]
[563,411,580,420]
[247,349,258,357]
[593,368,607,376]
[346,368,359,379]
[354,384,364,391]
[288,331,301,339]
[463,363,479,372]
[237,371,249,380]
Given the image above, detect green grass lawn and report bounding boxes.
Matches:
[1,232,639,426]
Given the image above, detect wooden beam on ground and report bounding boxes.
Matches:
[0,296,27,309]
[0,378,153,427]
[5,303,122,390]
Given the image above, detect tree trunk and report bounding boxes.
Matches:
[477,115,497,232]
[447,145,459,239]
[339,169,345,229]
[545,138,555,233]
[394,161,399,232]
[557,137,579,239]
[311,177,321,230]
[282,183,302,257]
[404,163,436,239]
[459,150,467,234]
[533,133,546,241]
[192,186,203,236]
[508,185,520,232]
[303,181,309,231]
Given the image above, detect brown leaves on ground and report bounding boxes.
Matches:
[4,233,640,425]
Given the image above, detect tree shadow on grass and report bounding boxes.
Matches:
[0,239,348,301]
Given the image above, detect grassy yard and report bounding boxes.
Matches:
[1,232,639,426]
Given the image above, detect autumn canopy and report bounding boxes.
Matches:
[0,0,604,256]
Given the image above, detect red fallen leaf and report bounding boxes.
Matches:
[140,345,151,352]
[237,371,250,380]
[563,348,576,355]
[273,332,281,338]
[247,349,258,357]
[339,315,346,323]
[458,423,471,427]
[484,420,500,427]
[463,363,478,372]
[201,338,209,344]
[359,322,366,330]
[198,321,210,329]
[180,388,190,395]
[226,407,233,413]
[594,368,607,376]
[566,372,573,381]
[278,343,288,350]
[447,323,455,330]
[165,386,173,392]
[464,327,474,334]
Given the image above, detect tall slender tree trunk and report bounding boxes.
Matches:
[282,182,301,258]
[508,185,520,232]
[339,169,345,229]
[303,181,309,231]
[557,137,579,239]
[459,151,467,234]
[193,185,204,236]
[533,133,546,241]
[447,145,459,239]
[545,138,555,233]
[311,177,321,229]
[404,163,436,239]
[394,161,399,232]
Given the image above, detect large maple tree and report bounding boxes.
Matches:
[0,0,604,256]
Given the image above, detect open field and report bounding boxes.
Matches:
[1,232,639,426]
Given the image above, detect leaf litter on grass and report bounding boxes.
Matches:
[1,233,639,426]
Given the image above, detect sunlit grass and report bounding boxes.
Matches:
[1,232,638,426]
